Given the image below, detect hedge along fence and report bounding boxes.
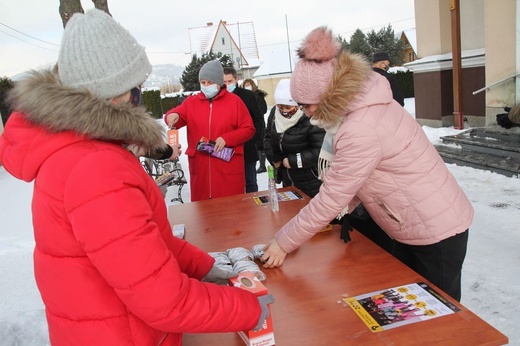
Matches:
[141,71,415,117]
[161,97,177,116]
[394,70,414,98]
[142,90,186,119]
[142,90,163,119]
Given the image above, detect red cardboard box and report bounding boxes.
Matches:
[229,271,275,346]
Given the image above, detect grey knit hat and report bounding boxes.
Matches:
[199,60,224,85]
[58,9,151,99]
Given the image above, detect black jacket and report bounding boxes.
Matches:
[264,107,325,197]
[254,89,268,115]
[372,68,405,106]
[233,87,265,163]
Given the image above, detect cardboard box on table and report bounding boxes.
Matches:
[229,271,275,346]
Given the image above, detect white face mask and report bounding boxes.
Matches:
[200,84,219,99]
[227,83,236,93]
[244,85,253,91]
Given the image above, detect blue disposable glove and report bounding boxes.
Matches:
[254,294,275,331]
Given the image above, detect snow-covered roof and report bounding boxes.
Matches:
[404,48,485,73]
[402,28,417,55]
[226,22,259,62]
[188,21,260,68]
[253,50,297,77]
[189,24,219,54]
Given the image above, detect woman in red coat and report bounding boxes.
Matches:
[0,10,270,345]
[165,60,255,201]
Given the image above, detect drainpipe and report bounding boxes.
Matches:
[517,0,520,104]
[450,0,464,130]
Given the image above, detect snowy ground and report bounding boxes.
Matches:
[0,98,518,345]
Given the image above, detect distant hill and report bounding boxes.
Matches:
[143,64,184,89]
[8,63,185,90]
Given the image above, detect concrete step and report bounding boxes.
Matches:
[440,130,520,160]
[435,127,520,177]
[435,145,520,177]
[472,126,520,144]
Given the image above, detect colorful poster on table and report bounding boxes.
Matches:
[345,282,461,332]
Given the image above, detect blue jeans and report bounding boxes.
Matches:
[245,161,258,193]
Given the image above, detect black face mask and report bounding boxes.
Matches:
[279,107,298,118]
[130,87,142,107]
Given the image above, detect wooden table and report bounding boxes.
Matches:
[168,188,508,345]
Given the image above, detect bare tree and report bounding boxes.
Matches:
[92,0,110,14]
[59,0,110,28]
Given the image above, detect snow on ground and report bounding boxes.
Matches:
[0,98,518,345]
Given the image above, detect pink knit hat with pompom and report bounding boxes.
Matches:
[290,26,342,105]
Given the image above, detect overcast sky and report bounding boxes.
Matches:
[0,0,415,78]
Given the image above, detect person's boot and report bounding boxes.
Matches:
[256,150,267,173]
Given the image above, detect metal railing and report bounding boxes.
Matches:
[472,72,520,95]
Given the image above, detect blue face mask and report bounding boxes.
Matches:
[200,84,219,99]
[227,83,236,93]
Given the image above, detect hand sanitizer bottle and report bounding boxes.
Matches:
[268,166,279,212]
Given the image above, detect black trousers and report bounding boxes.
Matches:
[392,230,469,302]
[351,217,394,254]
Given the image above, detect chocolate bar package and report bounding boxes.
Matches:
[196,136,235,162]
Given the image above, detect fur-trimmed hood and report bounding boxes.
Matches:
[312,51,392,127]
[8,69,165,150]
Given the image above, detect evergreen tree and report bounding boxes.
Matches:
[179,52,233,91]
[0,77,14,125]
[180,54,202,91]
[342,24,405,65]
[367,24,405,65]
[345,29,372,59]
[338,34,348,50]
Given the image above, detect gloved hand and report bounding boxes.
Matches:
[350,204,371,220]
[254,294,275,331]
[202,265,238,285]
[340,214,354,243]
[496,113,515,129]
[151,145,174,160]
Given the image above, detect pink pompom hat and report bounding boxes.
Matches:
[290,26,342,105]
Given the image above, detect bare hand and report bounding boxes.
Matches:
[167,113,180,128]
[169,143,182,160]
[214,137,226,152]
[274,161,282,169]
[261,239,287,268]
[282,158,291,169]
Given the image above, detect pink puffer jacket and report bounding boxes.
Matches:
[276,53,473,252]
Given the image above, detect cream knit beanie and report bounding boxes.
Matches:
[58,9,151,99]
[274,79,297,106]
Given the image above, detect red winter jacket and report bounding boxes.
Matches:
[0,70,260,345]
[165,88,255,201]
